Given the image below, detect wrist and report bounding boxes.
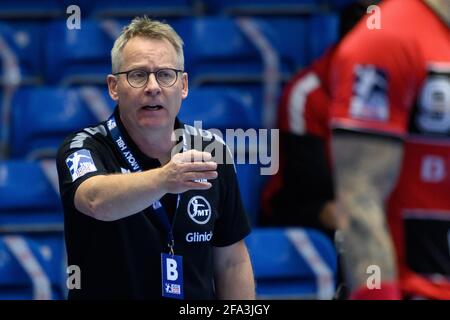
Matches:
[148,167,169,195]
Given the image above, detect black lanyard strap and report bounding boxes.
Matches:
[106,113,181,254]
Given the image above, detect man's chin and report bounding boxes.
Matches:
[138,118,171,130]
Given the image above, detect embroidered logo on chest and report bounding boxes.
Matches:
[187,196,212,224]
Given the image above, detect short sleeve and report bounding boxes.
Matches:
[278,50,333,140]
[56,132,110,211]
[330,25,422,137]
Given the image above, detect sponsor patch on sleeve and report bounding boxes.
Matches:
[65,149,97,182]
[350,64,389,121]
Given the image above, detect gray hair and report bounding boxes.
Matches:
[111,16,184,73]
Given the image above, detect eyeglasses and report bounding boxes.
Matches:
[113,68,183,88]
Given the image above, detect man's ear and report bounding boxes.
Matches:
[107,74,119,102]
[181,72,188,100]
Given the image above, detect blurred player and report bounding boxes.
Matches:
[330,0,450,299]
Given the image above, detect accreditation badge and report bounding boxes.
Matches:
[161,253,184,299]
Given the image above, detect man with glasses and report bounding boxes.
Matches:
[56,16,255,300]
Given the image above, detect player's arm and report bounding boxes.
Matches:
[328,24,419,298]
[332,131,403,291]
[74,150,217,221]
[213,240,255,299]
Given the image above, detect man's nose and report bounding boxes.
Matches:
[144,73,161,95]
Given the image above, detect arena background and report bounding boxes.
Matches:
[0,0,348,300]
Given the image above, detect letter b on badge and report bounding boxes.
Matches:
[166,258,178,281]
[161,253,184,299]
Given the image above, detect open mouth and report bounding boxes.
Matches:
[142,105,163,111]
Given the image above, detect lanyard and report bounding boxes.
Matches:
[106,113,183,255]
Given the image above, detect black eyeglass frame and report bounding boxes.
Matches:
[113,68,184,88]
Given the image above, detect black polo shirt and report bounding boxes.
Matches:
[56,107,251,299]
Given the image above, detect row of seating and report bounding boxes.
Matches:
[1,86,260,159]
[0,0,351,19]
[0,15,338,85]
[0,233,66,299]
[0,160,62,233]
[0,228,336,299]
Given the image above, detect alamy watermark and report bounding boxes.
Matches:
[67,265,81,290]
[366,265,381,289]
[65,4,382,32]
[66,5,81,30]
[171,121,279,176]
[366,5,382,30]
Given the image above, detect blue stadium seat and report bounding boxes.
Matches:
[10,86,114,159]
[45,19,122,85]
[235,163,265,226]
[246,227,337,299]
[0,160,63,232]
[178,87,259,130]
[250,17,309,72]
[0,0,63,19]
[206,0,323,16]
[85,0,196,18]
[247,15,338,71]
[0,91,5,158]
[307,13,339,63]
[173,17,308,86]
[0,233,66,299]
[173,18,261,86]
[0,23,25,86]
[2,21,46,85]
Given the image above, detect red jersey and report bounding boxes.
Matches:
[330,0,450,299]
[278,48,333,142]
